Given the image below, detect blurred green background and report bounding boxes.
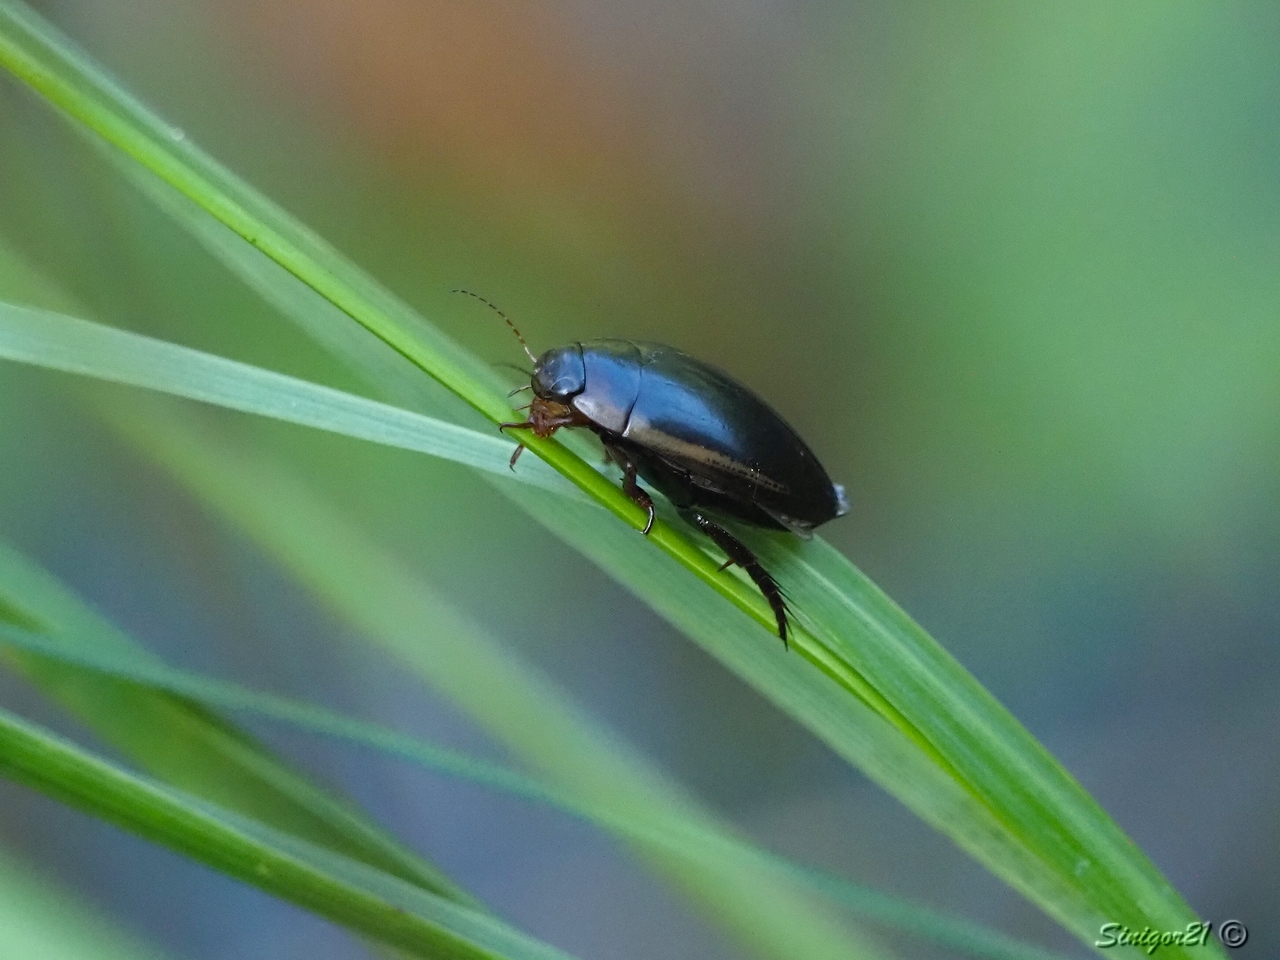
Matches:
[1,1,1276,958]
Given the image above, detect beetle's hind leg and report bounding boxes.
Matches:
[603,442,656,535]
[680,510,790,648]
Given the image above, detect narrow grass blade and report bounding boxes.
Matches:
[0,706,581,960]
[97,137,465,421]
[0,615,1074,960]
[0,300,574,498]
[116,401,889,960]
[0,539,474,905]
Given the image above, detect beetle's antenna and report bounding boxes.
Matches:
[452,289,537,364]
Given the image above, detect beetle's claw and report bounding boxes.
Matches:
[717,557,735,572]
[500,420,534,472]
[604,442,657,536]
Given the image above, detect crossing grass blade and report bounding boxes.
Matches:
[0,593,1074,960]
[0,245,474,906]
[0,541,476,906]
[0,300,576,498]
[115,399,890,960]
[0,2,1214,956]
[0,705,581,960]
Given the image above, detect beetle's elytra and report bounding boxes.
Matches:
[457,291,848,646]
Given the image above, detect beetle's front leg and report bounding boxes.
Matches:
[603,442,656,535]
[498,422,532,470]
[500,399,580,470]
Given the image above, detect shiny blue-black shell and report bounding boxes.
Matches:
[531,340,848,535]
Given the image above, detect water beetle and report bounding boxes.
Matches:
[458,291,848,646]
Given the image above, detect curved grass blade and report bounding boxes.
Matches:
[0,539,475,906]
[67,249,1199,958]
[0,266,473,908]
[0,600,1073,960]
[0,706,580,960]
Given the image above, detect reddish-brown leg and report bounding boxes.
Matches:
[499,406,579,471]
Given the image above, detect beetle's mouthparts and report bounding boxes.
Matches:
[525,397,580,438]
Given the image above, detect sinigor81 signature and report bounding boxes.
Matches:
[1096,921,1247,952]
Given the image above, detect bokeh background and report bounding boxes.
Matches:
[1,1,1277,958]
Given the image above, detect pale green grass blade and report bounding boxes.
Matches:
[0,845,179,960]
[0,300,574,498]
[116,402,888,960]
[0,540,475,905]
[0,3,1211,954]
[105,138,1195,957]
[0,706,579,960]
[267,234,1209,956]
[0,253,446,892]
[0,614,1073,960]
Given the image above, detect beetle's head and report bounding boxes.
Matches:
[531,344,586,402]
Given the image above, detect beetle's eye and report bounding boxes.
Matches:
[531,346,586,401]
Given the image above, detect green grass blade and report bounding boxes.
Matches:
[743,532,1196,936]
[98,138,463,420]
[116,401,889,960]
[0,538,474,905]
[0,706,580,960]
[0,300,574,498]
[0,613,1073,960]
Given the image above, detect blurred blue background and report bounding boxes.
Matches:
[0,1,1277,958]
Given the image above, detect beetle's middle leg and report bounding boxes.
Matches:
[602,442,656,535]
[680,509,790,647]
